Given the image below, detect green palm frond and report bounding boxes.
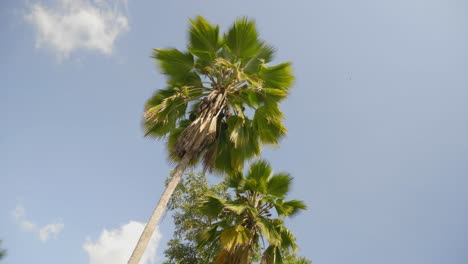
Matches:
[247,160,272,181]
[219,225,251,251]
[261,245,284,264]
[225,17,261,60]
[243,42,276,74]
[267,173,293,198]
[152,48,196,84]
[256,218,282,247]
[225,171,244,189]
[144,88,189,138]
[278,226,298,252]
[253,104,287,145]
[188,16,221,64]
[198,224,220,248]
[259,62,294,90]
[275,199,307,217]
[199,195,226,217]
[224,203,251,215]
[283,200,307,217]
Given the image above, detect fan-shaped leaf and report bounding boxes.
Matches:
[144,88,188,138]
[152,48,195,83]
[225,17,261,59]
[267,173,293,198]
[243,42,275,74]
[259,62,294,89]
[282,200,307,217]
[253,105,287,145]
[188,16,221,63]
[199,195,226,218]
[219,225,250,251]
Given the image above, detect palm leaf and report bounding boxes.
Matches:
[243,42,276,74]
[257,218,282,246]
[219,225,251,251]
[152,48,195,84]
[282,200,307,217]
[199,195,226,217]
[245,160,272,193]
[267,173,293,198]
[188,16,221,64]
[224,203,250,215]
[253,105,287,145]
[144,88,188,138]
[259,62,294,89]
[225,17,261,60]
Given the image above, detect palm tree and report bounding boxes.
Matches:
[129,16,294,263]
[198,160,307,264]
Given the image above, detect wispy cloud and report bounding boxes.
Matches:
[83,221,161,264]
[38,223,65,242]
[25,0,129,58]
[13,205,64,242]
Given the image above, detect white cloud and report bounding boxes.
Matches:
[39,222,65,241]
[19,219,37,232]
[83,221,161,264]
[12,205,64,242]
[25,0,129,58]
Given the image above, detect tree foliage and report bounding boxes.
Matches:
[163,171,227,264]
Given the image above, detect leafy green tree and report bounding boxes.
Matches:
[163,171,226,264]
[198,160,307,264]
[130,16,294,263]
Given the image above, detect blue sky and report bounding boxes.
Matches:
[2,0,468,263]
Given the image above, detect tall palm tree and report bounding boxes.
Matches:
[198,160,307,264]
[129,16,294,263]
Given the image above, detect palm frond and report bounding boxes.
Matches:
[253,105,287,145]
[281,200,307,217]
[267,173,293,198]
[144,88,189,138]
[152,48,195,84]
[224,203,250,215]
[244,160,272,193]
[225,17,261,60]
[188,16,221,64]
[199,195,226,218]
[259,62,294,90]
[243,42,276,74]
[277,225,298,252]
[256,218,282,247]
[219,225,251,251]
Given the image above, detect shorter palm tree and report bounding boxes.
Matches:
[198,160,307,264]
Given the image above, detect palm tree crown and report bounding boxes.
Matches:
[144,16,294,174]
[198,160,307,264]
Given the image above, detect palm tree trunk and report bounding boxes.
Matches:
[128,154,191,264]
